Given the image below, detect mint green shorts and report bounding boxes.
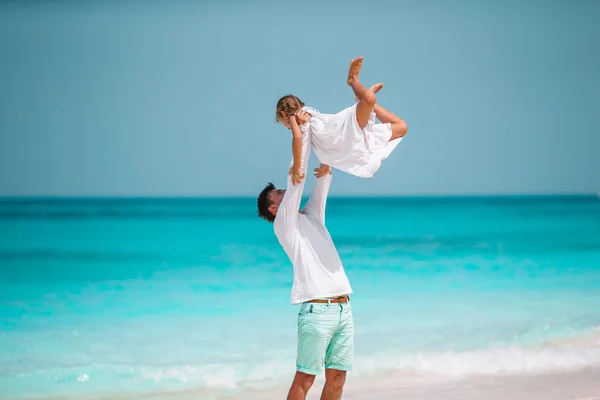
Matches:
[296,300,354,375]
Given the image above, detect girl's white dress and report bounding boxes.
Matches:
[300,104,403,178]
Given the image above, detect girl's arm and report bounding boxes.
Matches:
[289,114,304,185]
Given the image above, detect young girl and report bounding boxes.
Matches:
[276,57,408,184]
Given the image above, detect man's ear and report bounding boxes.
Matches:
[268,204,278,216]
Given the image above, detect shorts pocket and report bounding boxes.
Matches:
[298,303,329,317]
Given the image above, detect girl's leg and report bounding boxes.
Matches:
[355,84,408,141]
[373,103,408,141]
[347,57,379,130]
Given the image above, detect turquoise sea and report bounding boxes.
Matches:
[1,196,600,399]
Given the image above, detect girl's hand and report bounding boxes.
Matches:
[289,110,310,126]
[314,164,332,178]
[288,165,305,185]
[294,110,311,125]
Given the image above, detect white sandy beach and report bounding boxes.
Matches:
[343,368,600,400]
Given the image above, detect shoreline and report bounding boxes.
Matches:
[27,367,600,400]
[214,367,600,400]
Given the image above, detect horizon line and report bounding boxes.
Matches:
[0,192,598,200]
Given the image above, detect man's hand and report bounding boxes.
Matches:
[289,165,305,185]
[293,110,311,125]
[314,164,332,178]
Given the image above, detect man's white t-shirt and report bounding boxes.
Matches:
[273,128,353,305]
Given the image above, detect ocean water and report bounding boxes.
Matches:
[1,196,600,399]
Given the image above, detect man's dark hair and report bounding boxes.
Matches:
[257,182,276,223]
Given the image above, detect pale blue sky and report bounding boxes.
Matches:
[1,0,598,196]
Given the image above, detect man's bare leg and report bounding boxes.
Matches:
[346,57,379,129]
[320,369,346,400]
[287,371,316,400]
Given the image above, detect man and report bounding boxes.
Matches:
[257,110,354,400]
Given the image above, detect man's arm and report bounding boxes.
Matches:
[274,116,311,233]
[303,164,332,224]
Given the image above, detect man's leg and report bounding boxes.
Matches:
[346,57,381,129]
[321,369,347,400]
[290,303,337,399]
[287,371,316,400]
[321,302,354,400]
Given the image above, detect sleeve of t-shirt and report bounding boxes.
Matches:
[303,172,331,224]
[273,127,312,240]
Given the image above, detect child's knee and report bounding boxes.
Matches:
[363,91,377,106]
[396,119,408,133]
[391,120,408,139]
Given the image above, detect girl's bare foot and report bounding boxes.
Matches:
[346,56,364,86]
[370,83,383,94]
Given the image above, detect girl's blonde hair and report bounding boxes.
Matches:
[275,94,305,122]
